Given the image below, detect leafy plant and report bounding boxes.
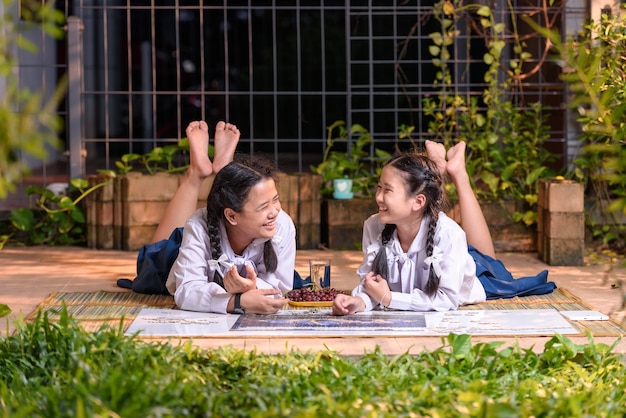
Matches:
[110,137,202,175]
[1,134,215,250]
[2,309,626,416]
[423,1,557,226]
[460,101,555,226]
[0,0,67,198]
[531,13,626,249]
[0,178,111,248]
[2,137,199,249]
[397,123,419,152]
[311,120,391,198]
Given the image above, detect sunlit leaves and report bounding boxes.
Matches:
[2,319,625,416]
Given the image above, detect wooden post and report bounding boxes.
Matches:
[85,174,115,249]
[538,179,584,266]
[119,172,179,250]
[277,173,322,249]
[322,199,378,249]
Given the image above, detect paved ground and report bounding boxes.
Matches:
[2,246,625,355]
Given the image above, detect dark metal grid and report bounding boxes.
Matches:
[7,0,572,201]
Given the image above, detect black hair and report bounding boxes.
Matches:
[205,154,279,272]
[371,152,445,296]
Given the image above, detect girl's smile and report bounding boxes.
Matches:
[376,166,420,225]
[226,178,281,253]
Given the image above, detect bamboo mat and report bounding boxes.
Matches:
[25,291,176,332]
[25,288,626,337]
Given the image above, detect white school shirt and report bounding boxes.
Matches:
[165,208,296,313]
[354,212,486,312]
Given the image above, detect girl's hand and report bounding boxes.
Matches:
[239,288,289,314]
[362,271,390,305]
[223,264,257,294]
[332,294,365,315]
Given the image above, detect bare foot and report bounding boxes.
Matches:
[212,121,241,173]
[445,141,467,181]
[425,140,447,176]
[186,121,213,180]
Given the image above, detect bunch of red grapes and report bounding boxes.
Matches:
[285,287,347,302]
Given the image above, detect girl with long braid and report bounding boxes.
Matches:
[332,140,555,315]
[119,120,294,314]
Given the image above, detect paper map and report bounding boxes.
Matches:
[125,308,579,337]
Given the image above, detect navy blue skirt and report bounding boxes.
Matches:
[117,227,185,294]
[469,246,556,299]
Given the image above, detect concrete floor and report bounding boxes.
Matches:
[2,246,625,355]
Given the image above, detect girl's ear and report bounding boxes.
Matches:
[412,193,426,212]
[224,208,237,225]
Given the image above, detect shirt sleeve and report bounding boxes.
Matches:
[166,215,231,314]
[351,215,381,311]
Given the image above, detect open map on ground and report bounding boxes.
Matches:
[124,308,579,337]
[231,311,427,331]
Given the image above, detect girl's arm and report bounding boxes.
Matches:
[167,218,233,313]
[352,215,384,311]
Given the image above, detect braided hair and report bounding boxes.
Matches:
[371,152,445,296]
[205,154,279,273]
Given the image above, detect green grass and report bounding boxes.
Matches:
[1,310,625,417]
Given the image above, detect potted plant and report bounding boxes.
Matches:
[311,120,390,199]
[332,178,353,200]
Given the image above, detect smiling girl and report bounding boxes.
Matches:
[119,120,294,314]
[332,140,555,314]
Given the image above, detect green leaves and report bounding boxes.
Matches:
[423,2,558,228]
[0,0,66,199]
[541,13,626,245]
[1,318,625,417]
[312,121,390,198]
[111,137,197,176]
[1,178,111,247]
